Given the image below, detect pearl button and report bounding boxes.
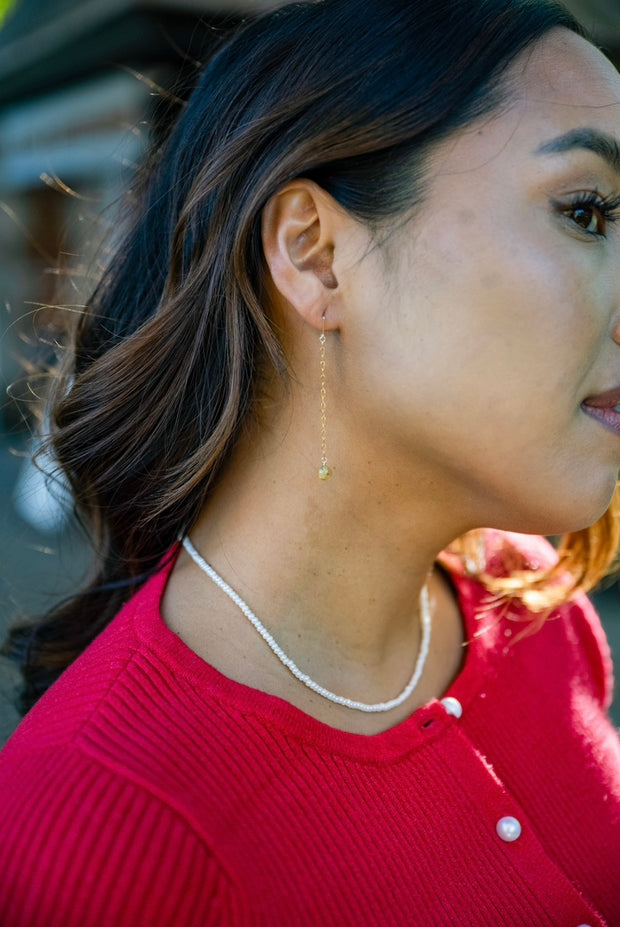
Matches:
[440,696,463,719]
[496,816,522,842]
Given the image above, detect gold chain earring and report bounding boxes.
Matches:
[318,314,332,480]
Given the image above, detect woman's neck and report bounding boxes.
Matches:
[167,423,469,734]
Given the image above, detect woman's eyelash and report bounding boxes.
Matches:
[570,191,620,218]
[557,190,620,236]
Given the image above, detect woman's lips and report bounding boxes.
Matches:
[582,405,620,437]
[582,385,620,409]
[582,385,620,436]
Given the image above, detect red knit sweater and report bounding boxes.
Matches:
[0,532,619,926]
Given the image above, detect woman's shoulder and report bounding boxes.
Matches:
[0,561,194,794]
[1,573,159,757]
[0,734,248,927]
[0,565,253,926]
[0,555,292,825]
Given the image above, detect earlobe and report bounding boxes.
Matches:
[261,182,339,330]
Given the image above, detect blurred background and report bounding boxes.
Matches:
[0,0,619,744]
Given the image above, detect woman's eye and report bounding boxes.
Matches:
[557,192,620,237]
[563,203,604,235]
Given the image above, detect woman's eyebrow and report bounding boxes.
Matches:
[534,127,620,175]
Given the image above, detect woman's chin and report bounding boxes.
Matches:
[489,482,618,539]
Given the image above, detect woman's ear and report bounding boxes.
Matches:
[261,180,342,331]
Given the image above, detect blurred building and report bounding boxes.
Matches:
[0,0,283,429]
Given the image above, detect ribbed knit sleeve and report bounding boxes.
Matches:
[0,744,248,927]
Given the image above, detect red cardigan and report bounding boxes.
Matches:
[0,532,619,926]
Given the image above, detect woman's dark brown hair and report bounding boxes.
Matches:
[6,0,612,715]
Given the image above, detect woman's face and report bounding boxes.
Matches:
[340,29,620,536]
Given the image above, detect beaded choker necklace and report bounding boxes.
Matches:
[182,535,432,713]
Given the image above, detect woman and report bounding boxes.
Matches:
[1,0,619,923]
